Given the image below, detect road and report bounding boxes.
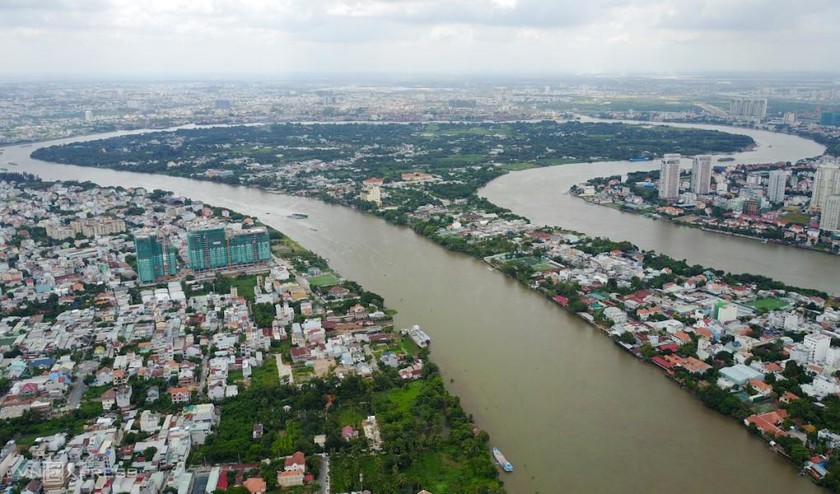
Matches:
[197,353,209,399]
[318,453,330,494]
[67,360,96,409]
[695,102,729,118]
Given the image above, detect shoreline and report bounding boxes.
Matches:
[573,194,838,258]
[15,123,835,490]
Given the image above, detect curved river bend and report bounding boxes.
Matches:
[1,124,827,493]
[481,123,835,295]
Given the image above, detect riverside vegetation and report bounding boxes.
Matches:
[34,122,840,489]
[0,174,504,494]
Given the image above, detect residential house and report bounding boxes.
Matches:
[283,451,305,472]
[242,477,266,494]
[276,470,303,489]
[101,389,117,410]
[169,387,191,404]
[115,386,132,408]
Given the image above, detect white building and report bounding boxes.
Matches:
[659,154,681,200]
[691,155,712,195]
[360,185,382,206]
[826,347,840,369]
[729,97,767,119]
[804,333,831,363]
[810,164,840,212]
[802,375,840,399]
[820,195,840,233]
[715,302,739,323]
[767,170,787,204]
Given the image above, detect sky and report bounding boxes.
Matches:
[2,0,839,78]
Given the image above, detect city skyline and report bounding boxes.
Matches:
[2,0,840,78]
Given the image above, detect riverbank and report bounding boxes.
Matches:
[7,123,831,493]
[0,175,506,494]
[572,193,839,257]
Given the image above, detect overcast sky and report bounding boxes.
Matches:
[2,0,839,78]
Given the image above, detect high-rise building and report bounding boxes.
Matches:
[187,228,228,271]
[228,228,272,266]
[729,97,767,119]
[810,164,840,211]
[820,195,840,233]
[187,227,271,271]
[658,154,681,200]
[820,112,840,127]
[135,234,178,284]
[690,155,712,195]
[767,170,787,204]
[804,333,831,363]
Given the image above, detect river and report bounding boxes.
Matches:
[481,123,836,295]
[1,124,828,493]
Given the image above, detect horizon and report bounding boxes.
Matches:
[2,71,840,85]
[3,0,840,78]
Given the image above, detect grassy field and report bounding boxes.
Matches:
[337,405,367,428]
[378,381,423,415]
[749,297,789,311]
[330,379,503,493]
[308,272,340,287]
[782,212,812,226]
[423,125,512,137]
[271,235,308,256]
[228,274,259,302]
[437,154,487,166]
[499,162,536,171]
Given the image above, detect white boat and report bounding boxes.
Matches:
[493,447,513,472]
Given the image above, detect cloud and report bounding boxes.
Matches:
[656,0,840,32]
[0,0,839,76]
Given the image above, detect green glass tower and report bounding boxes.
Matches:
[135,234,178,283]
[187,228,228,271]
[187,227,271,271]
[228,229,271,265]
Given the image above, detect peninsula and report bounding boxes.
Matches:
[26,121,840,491]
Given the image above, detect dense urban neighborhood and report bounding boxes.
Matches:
[0,176,504,494]
[6,77,840,492]
[573,155,840,254]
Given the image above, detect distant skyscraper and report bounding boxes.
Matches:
[187,226,271,271]
[767,170,787,204]
[729,97,768,119]
[810,164,840,211]
[84,110,93,122]
[821,195,840,233]
[690,155,712,195]
[135,234,178,284]
[820,112,840,127]
[659,154,681,200]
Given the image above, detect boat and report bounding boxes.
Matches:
[492,447,513,472]
[288,213,308,219]
[629,156,651,162]
[717,157,735,162]
[401,324,431,348]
